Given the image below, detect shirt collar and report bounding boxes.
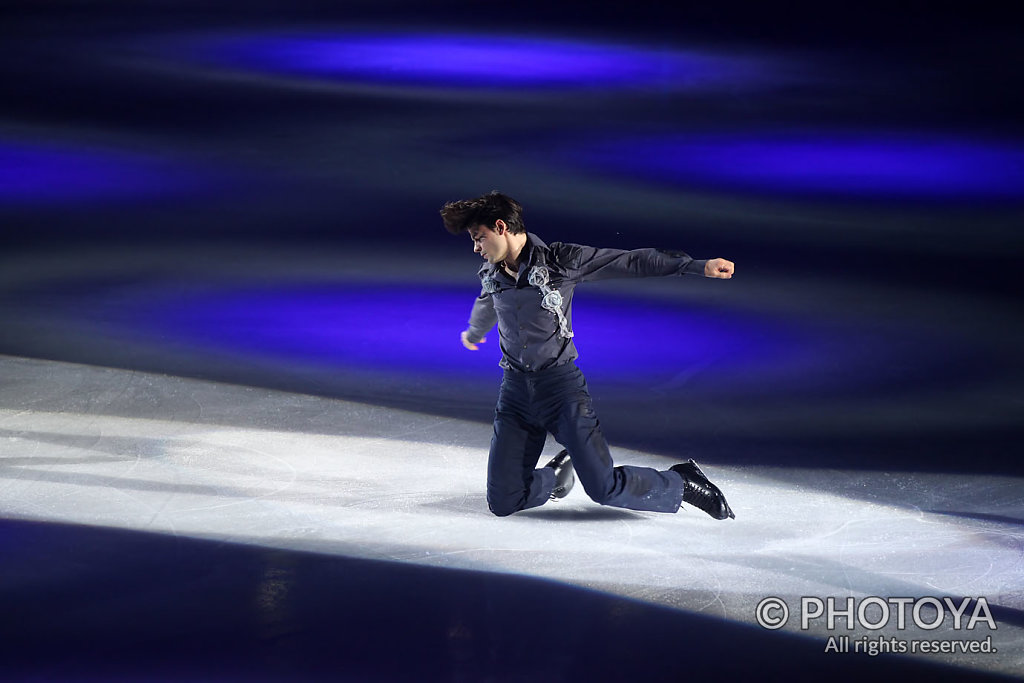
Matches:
[521,232,546,270]
[479,232,547,279]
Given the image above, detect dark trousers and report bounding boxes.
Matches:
[486,362,685,516]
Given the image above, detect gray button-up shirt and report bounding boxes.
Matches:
[465,232,708,372]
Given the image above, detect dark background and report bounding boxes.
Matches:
[1,1,1022,681]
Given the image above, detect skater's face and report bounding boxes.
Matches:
[469,222,509,265]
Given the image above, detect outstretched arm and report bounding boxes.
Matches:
[461,292,496,351]
[559,243,713,283]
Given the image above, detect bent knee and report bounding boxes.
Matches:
[577,470,618,506]
[587,489,615,506]
[487,495,523,517]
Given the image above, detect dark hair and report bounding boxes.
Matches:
[440,191,525,235]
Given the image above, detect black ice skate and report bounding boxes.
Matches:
[670,459,735,520]
[545,450,575,500]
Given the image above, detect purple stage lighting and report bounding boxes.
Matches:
[568,132,1024,201]
[163,30,769,92]
[0,140,205,205]
[79,281,961,399]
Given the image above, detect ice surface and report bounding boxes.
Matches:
[2,355,1021,678]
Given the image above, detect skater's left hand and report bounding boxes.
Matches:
[705,258,734,279]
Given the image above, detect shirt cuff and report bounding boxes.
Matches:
[683,259,708,276]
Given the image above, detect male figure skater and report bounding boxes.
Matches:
[441,191,735,520]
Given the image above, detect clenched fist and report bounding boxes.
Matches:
[704,258,735,279]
